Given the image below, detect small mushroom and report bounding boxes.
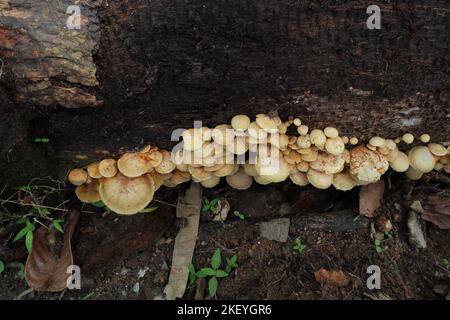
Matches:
[117,153,152,178]
[296,161,309,172]
[297,125,309,136]
[419,134,430,143]
[68,168,88,186]
[255,155,291,183]
[255,114,278,131]
[406,167,423,180]
[369,136,386,148]
[427,143,447,157]
[213,163,237,177]
[310,129,327,149]
[325,137,345,155]
[301,148,319,162]
[98,159,118,178]
[87,162,102,179]
[349,137,359,145]
[402,133,414,144]
[247,121,268,142]
[306,169,333,189]
[189,166,213,182]
[201,175,221,188]
[293,118,301,126]
[182,128,204,151]
[212,124,234,145]
[155,150,176,174]
[290,172,309,186]
[99,173,155,215]
[226,167,253,190]
[231,114,250,131]
[408,146,436,173]
[296,135,311,149]
[75,180,101,203]
[324,127,339,138]
[389,151,409,172]
[332,171,357,191]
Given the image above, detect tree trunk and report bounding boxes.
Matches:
[0,0,449,185]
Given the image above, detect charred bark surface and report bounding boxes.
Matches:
[0,0,449,185]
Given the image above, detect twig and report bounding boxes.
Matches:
[14,288,34,300]
[0,200,68,212]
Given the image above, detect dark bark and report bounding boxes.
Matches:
[0,0,449,185]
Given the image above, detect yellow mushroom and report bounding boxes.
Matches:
[68,168,88,186]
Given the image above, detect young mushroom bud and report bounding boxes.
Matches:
[402,133,414,144]
[68,168,88,186]
[420,134,430,143]
[297,125,309,136]
[310,129,327,149]
[349,137,359,145]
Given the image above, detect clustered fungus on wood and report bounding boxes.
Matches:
[68,114,450,215]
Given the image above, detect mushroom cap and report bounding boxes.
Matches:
[201,175,221,188]
[226,167,253,190]
[247,121,268,141]
[75,180,100,203]
[301,148,319,162]
[169,170,191,185]
[297,125,309,136]
[408,146,436,173]
[428,143,447,157]
[296,161,309,172]
[290,172,309,186]
[405,167,423,180]
[118,153,152,178]
[189,166,213,182]
[212,124,233,145]
[255,114,278,131]
[324,127,339,138]
[243,163,259,177]
[68,168,88,186]
[369,136,386,148]
[87,162,102,179]
[389,151,409,172]
[332,171,357,191]
[296,135,311,149]
[349,146,389,183]
[226,136,248,155]
[148,150,163,167]
[147,171,164,190]
[293,118,301,126]
[253,175,272,185]
[231,114,251,131]
[385,139,397,150]
[99,173,155,215]
[309,152,346,174]
[182,128,203,151]
[402,133,414,144]
[284,150,302,164]
[256,156,292,183]
[420,134,431,143]
[349,137,359,145]
[306,169,333,189]
[155,150,176,174]
[325,137,345,155]
[98,159,118,178]
[213,163,237,177]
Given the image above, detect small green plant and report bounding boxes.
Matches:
[0,260,5,274]
[374,239,383,254]
[34,138,50,143]
[443,258,449,269]
[202,198,220,213]
[225,255,238,273]
[188,262,197,286]
[233,210,245,220]
[293,239,307,255]
[17,262,25,279]
[13,218,35,253]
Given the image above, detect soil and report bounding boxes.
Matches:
[0,174,449,300]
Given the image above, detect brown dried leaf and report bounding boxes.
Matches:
[25,210,80,292]
[314,268,350,287]
[421,196,450,229]
[359,180,385,217]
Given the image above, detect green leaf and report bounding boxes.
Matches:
[211,248,221,270]
[202,205,211,212]
[188,263,197,285]
[13,221,34,242]
[208,277,218,298]
[0,260,4,274]
[233,211,245,220]
[204,198,210,205]
[199,267,216,276]
[139,206,159,213]
[53,220,64,234]
[91,201,106,208]
[17,186,32,195]
[209,198,219,206]
[374,239,381,246]
[25,230,33,253]
[215,270,228,278]
[81,292,94,300]
[375,246,383,254]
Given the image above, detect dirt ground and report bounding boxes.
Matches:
[0,174,449,300]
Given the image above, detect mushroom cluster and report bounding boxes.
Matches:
[68,114,449,215]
